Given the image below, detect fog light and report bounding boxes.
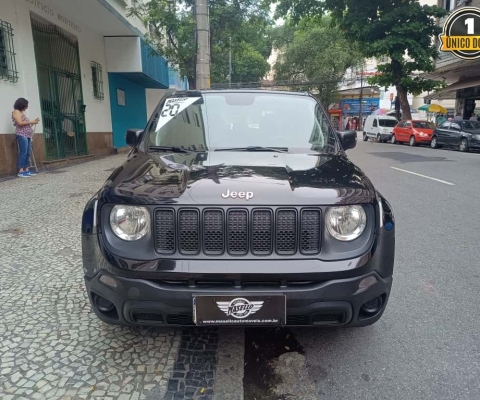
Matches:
[361,296,384,315]
[358,276,377,291]
[99,274,118,288]
[94,295,115,313]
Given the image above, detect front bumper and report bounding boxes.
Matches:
[85,270,392,327]
[468,139,480,149]
[82,194,395,328]
[380,133,393,141]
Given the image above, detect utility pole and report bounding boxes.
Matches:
[194,0,210,89]
[358,63,364,131]
[229,36,232,88]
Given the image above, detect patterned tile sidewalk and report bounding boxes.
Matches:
[0,156,181,400]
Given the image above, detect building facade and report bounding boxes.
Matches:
[0,0,187,177]
[423,0,480,119]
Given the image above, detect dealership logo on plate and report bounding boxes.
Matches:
[216,298,264,319]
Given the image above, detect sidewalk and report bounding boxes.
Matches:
[0,154,179,400]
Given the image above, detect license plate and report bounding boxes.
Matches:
[193,294,286,326]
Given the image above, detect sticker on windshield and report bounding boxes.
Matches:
[156,97,201,131]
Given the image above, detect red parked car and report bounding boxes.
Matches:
[391,120,435,146]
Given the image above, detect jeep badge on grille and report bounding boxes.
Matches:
[221,190,254,200]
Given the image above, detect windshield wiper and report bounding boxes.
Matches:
[214,146,288,153]
[149,145,192,154]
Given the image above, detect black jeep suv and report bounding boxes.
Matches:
[82,90,395,327]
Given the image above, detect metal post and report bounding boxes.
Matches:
[195,0,211,89]
[358,64,364,131]
[229,36,232,88]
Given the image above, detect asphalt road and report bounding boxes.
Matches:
[1,138,480,400]
[275,137,480,400]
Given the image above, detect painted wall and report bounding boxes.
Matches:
[108,73,147,147]
[105,36,142,72]
[0,0,112,135]
[102,0,148,35]
[146,88,170,117]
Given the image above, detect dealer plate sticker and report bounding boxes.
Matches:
[193,295,286,325]
[155,97,201,131]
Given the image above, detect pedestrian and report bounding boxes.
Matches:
[453,113,463,121]
[12,98,40,178]
[470,112,478,121]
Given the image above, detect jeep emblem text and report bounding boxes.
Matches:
[221,190,254,200]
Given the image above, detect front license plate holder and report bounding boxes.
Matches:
[193,294,286,326]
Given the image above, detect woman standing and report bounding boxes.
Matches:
[12,98,40,178]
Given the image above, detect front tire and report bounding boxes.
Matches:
[431,136,439,149]
[409,136,416,146]
[363,132,368,141]
[459,138,468,152]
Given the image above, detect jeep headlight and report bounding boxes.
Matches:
[325,205,367,241]
[110,205,150,241]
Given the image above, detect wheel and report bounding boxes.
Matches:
[409,136,416,146]
[459,138,468,152]
[391,135,396,144]
[431,136,439,149]
[363,132,368,141]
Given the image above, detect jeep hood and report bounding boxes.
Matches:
[101,151,376,206]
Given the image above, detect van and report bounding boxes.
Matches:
[363,115,398,142]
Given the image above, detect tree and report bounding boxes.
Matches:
[272,17,360,105]
[272,0,447,120]
[128,0,273,88]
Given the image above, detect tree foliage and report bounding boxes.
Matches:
[272,16,360,105]
[272,0,447,119]
[128,0,273,88]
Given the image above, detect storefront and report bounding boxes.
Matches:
[424,76,480,120]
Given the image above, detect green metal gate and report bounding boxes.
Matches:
[31,18,88,160]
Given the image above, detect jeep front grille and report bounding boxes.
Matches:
[154,207,322,256]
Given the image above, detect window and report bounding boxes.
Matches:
[397,121,405,128]
[463,121,480,130]
[91,61,104,100]
[443,0,465,11]
[0,19,19,83]
[405,121,412,128]
[379,119,399,127]
[413,121,435,130]
[147,93,337,153]
[440,121,451,129]
[373,119,378,127]
[450,122,461,131]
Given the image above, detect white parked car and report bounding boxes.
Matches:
[363,115,398,143]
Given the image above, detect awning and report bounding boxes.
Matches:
[425,76,480,100]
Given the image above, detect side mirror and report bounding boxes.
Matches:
[337,130,357,151]
[126,129,143,148]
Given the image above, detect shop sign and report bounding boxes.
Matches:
[25,0,82,32]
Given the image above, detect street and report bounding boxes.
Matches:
[1,137,480,400]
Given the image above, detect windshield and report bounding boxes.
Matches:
[145,92,337,153]
[413,121,435,129]
[463,120,480,130]
[379,119,397,127]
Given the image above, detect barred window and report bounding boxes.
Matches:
[0,20,19,83]
[91,61,104,100]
